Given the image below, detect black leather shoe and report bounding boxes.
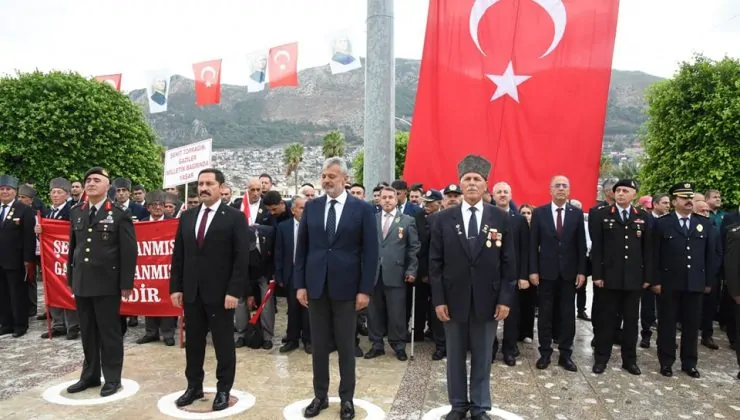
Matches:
[41,329,66,339]
[212,391,230,411]
[235,337,247,348]
[36,313,48,321]
[622,364,641,376]
[12,330,26,338]
[558,357,578,372]
[682,367,700,378]
[262,341,273,350]
[136,335,159,345]
[66,329,80,340]
[472,413,492,420]
[354,346,364,357]
[701,337,719,350]
[432,348,446,361]
[175,387,204,407]
[164,337,175,346]
[364,348,385,359]
[280,341,299,353]
[66,379,101,394]
[340,400,355,419]
[304,343,312,354]
[444,409,467,420]
[536,356,551,370]
[660,366,673,377]
[303,397,329,418]
[0,327,13,336]
[503,354,516,366]
[577,311,591,321]
[592,363,606,374]
[639,338,650,348]
[100,382,120,397]
[395,350,408,361]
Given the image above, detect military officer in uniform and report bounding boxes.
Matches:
[66,167,137,397]
[652,182,715,378]
[589,179,652,375]
[723,221,740,379]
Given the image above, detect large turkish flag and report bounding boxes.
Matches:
[404,0,620,208]
[192,59,222,106]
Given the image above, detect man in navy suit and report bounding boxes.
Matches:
[529,175,587,372]
[391,180,421,216]
[276,194,311,354]
[430,155,515,420]
[112,178,148,221]
[294,157,379,420]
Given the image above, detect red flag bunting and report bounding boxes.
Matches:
[403,0,620,209]
[192,59,222,106]
[268,42,299,87]
[94,74,122,91]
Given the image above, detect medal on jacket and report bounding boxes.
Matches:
[486,230,494,248]
[696,224,703,232]
[398,227,404,239]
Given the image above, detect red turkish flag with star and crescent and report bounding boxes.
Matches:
[192,59,222,106]
[404,0,620,208]
[94,74,122,91]
[268,42,299,87]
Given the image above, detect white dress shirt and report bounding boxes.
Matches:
[616,204,632,221]
[194,201,221,237]
[551,202,566,228]
[89,198,107,213]
[293,218,300,263]
[677,212,692,229]
[461,200,483,236]
[324,189,348,230]
[248,199,261,225]
[120,199,131,211]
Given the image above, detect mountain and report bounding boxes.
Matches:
[128,59,663,151]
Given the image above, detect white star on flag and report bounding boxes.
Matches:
[486,61,531,103]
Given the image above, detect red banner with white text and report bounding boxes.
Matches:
[40,218,181,317]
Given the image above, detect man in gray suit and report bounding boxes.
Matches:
[365,186,420,361]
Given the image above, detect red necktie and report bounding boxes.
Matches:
[196,208,211,247]
[556,208,564,237]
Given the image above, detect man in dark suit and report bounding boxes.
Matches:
[294,157,379,420]
[430,155,515,420]
[723,220,740,379]
[35,177,80,340]
[652,182,715,378]
[65,167,137,397]
[231,178,273,226]
[112,178,148,221]
[235,223,275,349]
[391,180,421,216]
[170,168,252,411]
[721,210,740,350]
[529,175,587,372]
[0,175,36,338]
[590,179,652,375]
[276,194,311,353]
[263,190,293,224]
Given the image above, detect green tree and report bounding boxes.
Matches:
[0,71,163,190]
[639,55,740,204]
[352,131,410,185]
[284,143,305,194]
[322,130,346,159]
[611,161,640,180]
[599,155,614,178]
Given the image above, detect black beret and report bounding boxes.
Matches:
[84,167,110,183]
[612,179,638,192]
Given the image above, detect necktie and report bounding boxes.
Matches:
[326,200,337,241]
[467,207,478,251]
[196,208,211,247]
[51,208,58,219]
[622,209,629,223]
[681,217,689,235]
[556,208,564,237]
[89,206,97,224]
[382,212,393,238]
[0,204,7,222]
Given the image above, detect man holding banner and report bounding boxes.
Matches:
[66,167,137,397]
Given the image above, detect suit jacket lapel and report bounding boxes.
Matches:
[332,196,352,243]
[673,212,688,236]
[453,208,472,260]
[315,196,330,246]
[376,213,384,243]
[202,204,225,244]
[545,205,557,236]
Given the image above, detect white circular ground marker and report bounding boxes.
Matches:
[42,378,140,406]
[283,397,386,419]
[422,405,523,420]
[157,387,255,419]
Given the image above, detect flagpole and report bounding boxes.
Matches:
[364,0,395,187]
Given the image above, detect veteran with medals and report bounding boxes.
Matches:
[66,167,137,397]
[429,155,515,420]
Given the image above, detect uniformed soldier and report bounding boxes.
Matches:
[66,167,137,397]
[652,182,715,378]
[589,179,652,375]
[722,221,740,379]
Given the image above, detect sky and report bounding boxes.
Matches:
[0,0,738,90]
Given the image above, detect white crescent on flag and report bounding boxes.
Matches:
[200,66,217,87]
[273,50,291,71]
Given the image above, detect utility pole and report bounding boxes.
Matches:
[364,0,395,188]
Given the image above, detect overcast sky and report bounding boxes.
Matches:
[0,0,738,90]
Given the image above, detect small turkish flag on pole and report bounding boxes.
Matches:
[94,74,122,91]
[240,192,251,225]
[268,42,299,87]
[192,59,222,106]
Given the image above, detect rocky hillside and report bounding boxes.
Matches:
[128,59,663,151]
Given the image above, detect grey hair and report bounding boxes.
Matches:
[322,157,349,175]
[492,181,511,193]
[299,185,314,194]
[292,193,307,201]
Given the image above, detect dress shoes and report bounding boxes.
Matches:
[212,391,230,411]
[303,397,329,418]
[235,337,247,348]
[340,400,355,419]
[304,343,312,354]
[0,327,13,336]
[472,413,492,420]
[280,341,299,353]
[701,337,719,350]
[66,329,80,340]
[100,382,121,397]
[503,354,516,366]
[444,409,467,420]
[175,387,204,407]
[622,364,641,376]
[36,313,48,321]
[577,311,592,321]
[12,330,26,338]
[354,346,364,357]
[682,367,700,378]
[660,366,673,377]
[558,357,578,372]
[262,341,273,350]
[592,363,606,374]
[41,329,66,339]
[364,348,385,359]
[67,379,101,394]
[535,356,551,370]
[432,348,446,361]
[639,338,650,348]
[164,338,175,346]
[136,335,159,345]
[395,350,408,361]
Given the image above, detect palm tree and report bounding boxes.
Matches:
[283,143,304,194]
[322,130,346,158]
